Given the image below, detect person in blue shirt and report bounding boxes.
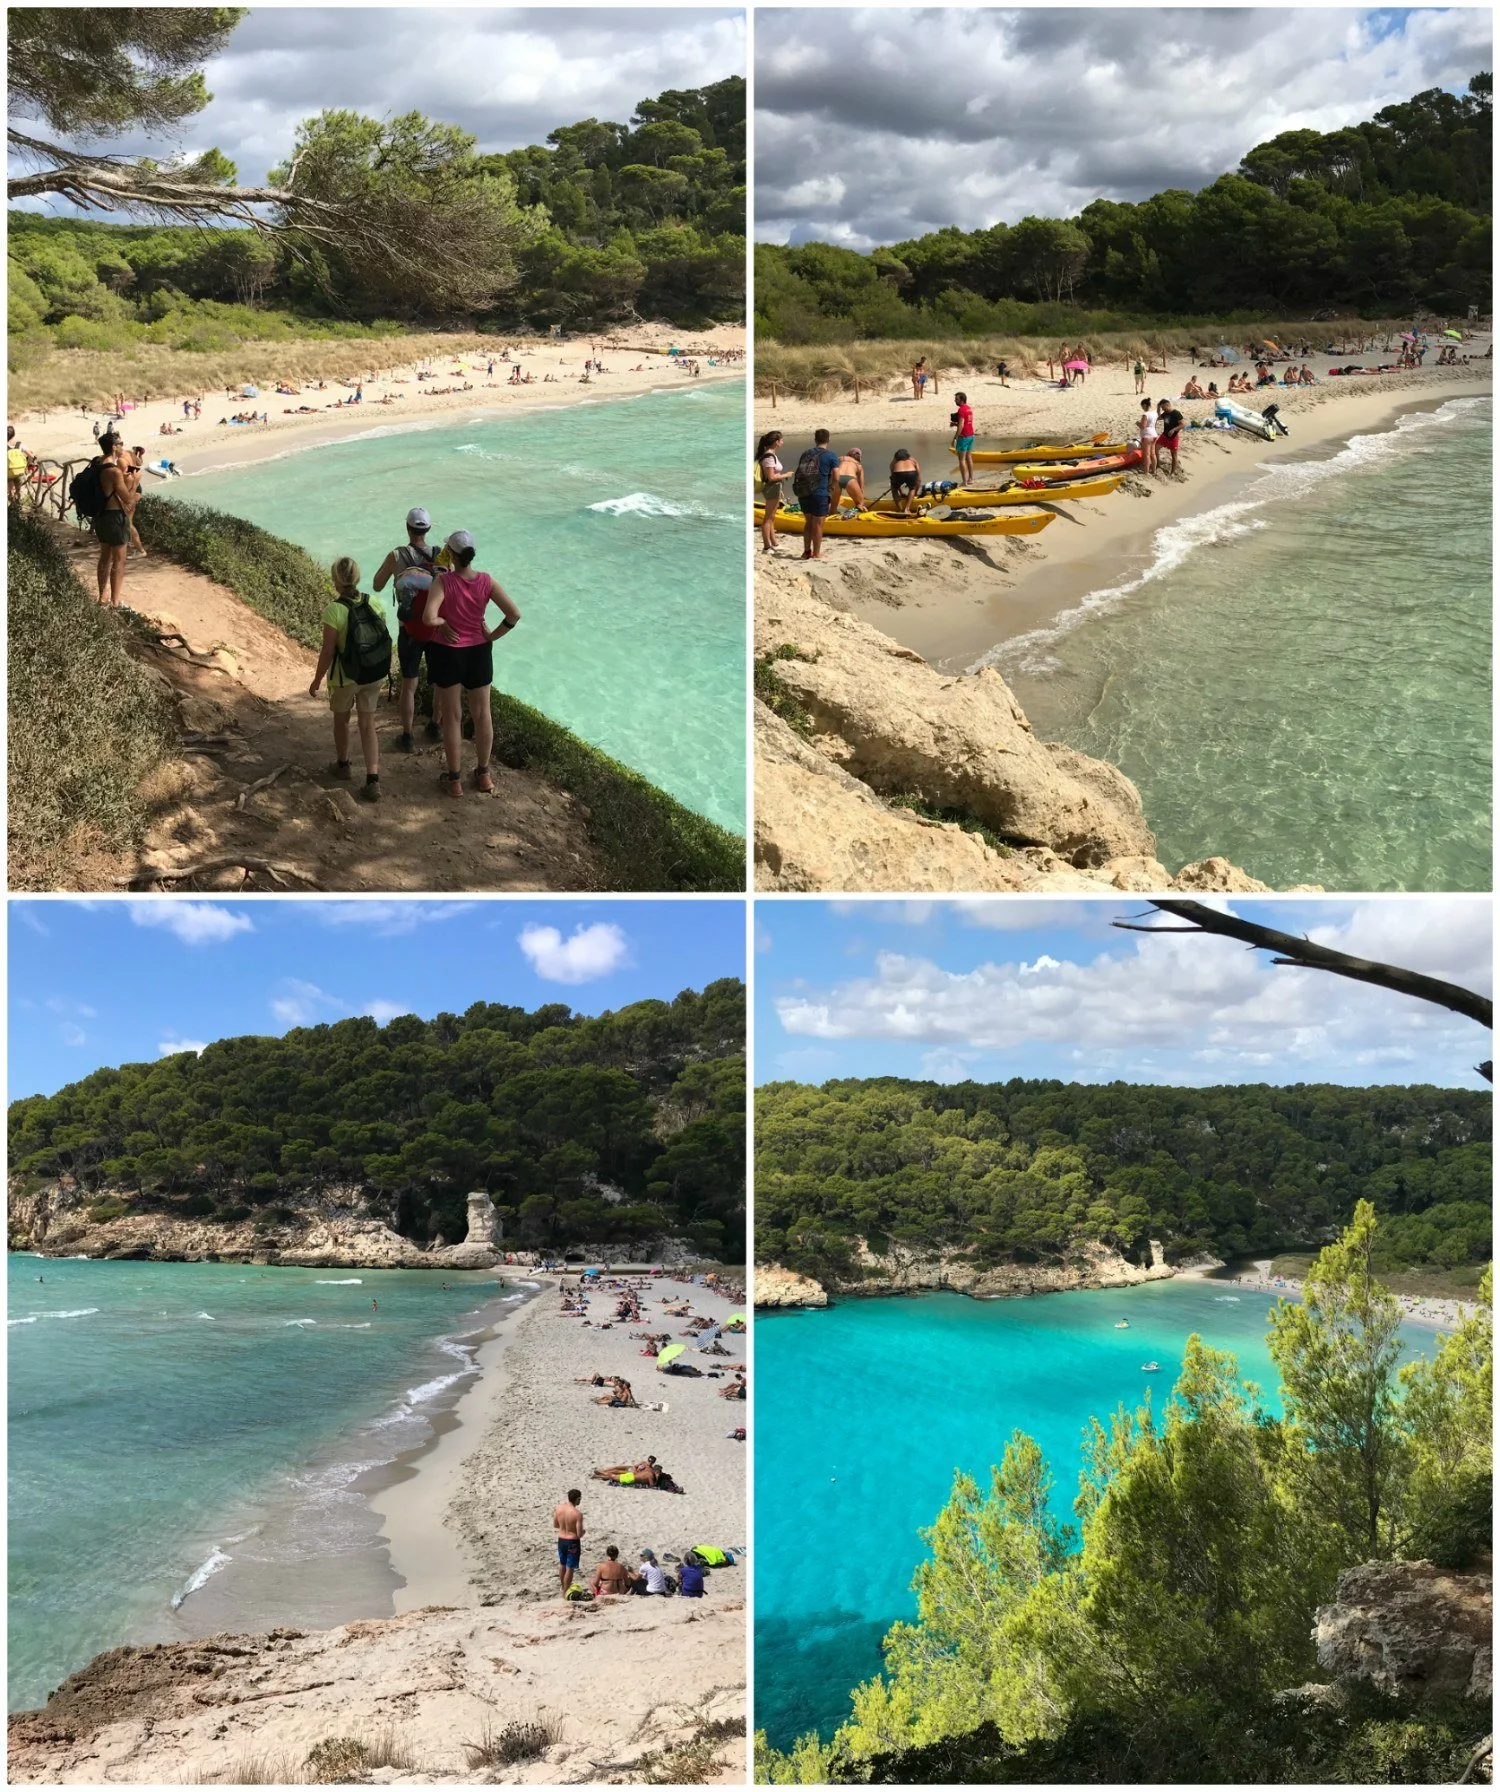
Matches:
[799,428,841,561]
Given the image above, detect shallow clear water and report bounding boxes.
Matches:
[754,1281,1431,1750]
[996,397,1491,890]
[167,383,746,831]
[7,1255,517,1710]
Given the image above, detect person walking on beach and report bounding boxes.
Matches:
[554,1488,585,1594]
[421,529,521,798]
[756,430,786,554]
[911,357,928,400]
[791,429,840,561]
[951,392,976,487]
[309,556,389,802]
[1133,356,1146,394]
[373,506,442,752]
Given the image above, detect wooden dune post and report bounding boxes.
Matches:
[854,378,861,404]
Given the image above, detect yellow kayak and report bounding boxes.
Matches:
[957,439,1128,464]
[755,505,1053,540]
[869,473,1124,511]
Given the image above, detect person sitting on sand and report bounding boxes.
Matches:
[1181,375,1207,399]
[591,1545,633,1597]
[594,1377,637,1407]
[637,1549,670,1595]
[1299,363,1319,384]
[719,1371,747,1400]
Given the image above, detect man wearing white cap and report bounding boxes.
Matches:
[373,505,443,753]
[420,528,521,796]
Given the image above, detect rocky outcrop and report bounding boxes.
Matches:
[754,1263,829,1308]
[755,575,1298,894]
[7,1598,746,1785]
[1314,1562,1493,1703]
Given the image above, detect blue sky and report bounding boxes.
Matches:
[754,898,1492,1091]
[10,898,745,1099]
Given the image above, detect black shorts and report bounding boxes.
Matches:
[397,628,428,680]
[95,509,131,547]
[891,473,919,494]
[427,640,493,690]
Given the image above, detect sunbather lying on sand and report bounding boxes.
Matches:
[593,1457,685,1492]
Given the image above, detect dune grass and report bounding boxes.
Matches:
[7,510,176,889]
[132,497,745,892]
[10,330,528,417]
[755,320,1412,401]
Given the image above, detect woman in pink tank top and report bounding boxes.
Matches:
[421,529,521,797]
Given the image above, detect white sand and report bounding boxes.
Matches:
[15,327,745,475]
[1230,1261,1478,1333]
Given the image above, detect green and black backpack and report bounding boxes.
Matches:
[336,591,393,685]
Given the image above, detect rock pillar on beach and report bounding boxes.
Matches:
[464,1191,501,1249]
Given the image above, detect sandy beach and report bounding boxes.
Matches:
[15,326,745,477]
[756,353,1491,673]
[1227,1259,1478,1333]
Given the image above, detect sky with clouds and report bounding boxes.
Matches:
[10,898,745,1097]
[13,6,746,209]
[755,7,1492,248]
[755,897,1492,1090]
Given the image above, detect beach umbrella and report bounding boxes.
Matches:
[657,1342,686,1365]
[1260,339,1280,350]
[1216,345,1240,362]
[1444,329,1463,339]
[724,1312,745,1325]
[241,384,259,397]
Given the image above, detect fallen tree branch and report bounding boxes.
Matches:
[1115,899,1493,1036]
[118,856,319,890]
[234,763,293,810]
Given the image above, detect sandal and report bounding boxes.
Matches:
[440,769,463,799]
[472,765,495,794]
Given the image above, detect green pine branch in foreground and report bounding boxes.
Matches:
[757,1205,1493,1784]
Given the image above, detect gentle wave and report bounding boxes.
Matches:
[283,1318,317,1328]
[170,1545,231,1608]
[315,1278,363,1285]
[980,394,1492,678]
[8,1308,100,1326]
[585,490,732,521]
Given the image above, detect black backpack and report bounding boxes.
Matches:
[336,592,393,685]
[69,458,106,522]
[791,447,824,502]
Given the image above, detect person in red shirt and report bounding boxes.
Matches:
[951,392,976,486]
[372,506,441,752]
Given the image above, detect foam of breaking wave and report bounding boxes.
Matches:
[8,1308,100,1325]
[315,1278,362,1285]
[977,394,1490,679]
[283,1318,317,1328]
[171,1545,231,1608]
[585,490,732,521]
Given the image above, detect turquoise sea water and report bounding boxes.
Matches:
[167,383,746,831]
[8,1255,520,1711]
[996,396,1492,890]
[754,1281,1432,1750]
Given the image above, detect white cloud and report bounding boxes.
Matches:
[128,901,253,946]
[271,979,336,1026]
[364,999,414,1024]
[59,1023,86,1048]
[314,901,474,937]
[920,1049,978,1084]
[775,898,1490,1077]
[15,907,49,936]
[518,922,630,984]
[159,1039,209,1057]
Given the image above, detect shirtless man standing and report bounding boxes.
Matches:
[94,432,137,608]
[553,1487,585,1593]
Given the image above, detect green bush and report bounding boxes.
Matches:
[85,1200,130,1224]
[134,498,744,891]
[7,511,175,888]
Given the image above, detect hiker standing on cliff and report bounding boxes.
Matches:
[94,433,137,608]
[372,506,443,753]
[309,556,391,802]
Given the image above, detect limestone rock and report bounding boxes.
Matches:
[754,1264,828,1309]
[1314,1562,1493,1702]
[758,582,1155,866]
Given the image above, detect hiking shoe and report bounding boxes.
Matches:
[395,731,415,754]
[329,760,353,780]
[440,770,463,799]
[360,776,381,803]
[425,719,443,740]
[472,766,495,794]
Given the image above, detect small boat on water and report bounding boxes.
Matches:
[754,505,1054,540]
[1115,1320,1130,1329]
[1141,1361,1161,1372]
[867,473,1124,512]
[960,438,1128,464]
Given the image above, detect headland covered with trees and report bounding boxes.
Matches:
[8,9,745,408]
[755,1078,1492,1292]
[9,980,746,1262]
[756,76,1490,347]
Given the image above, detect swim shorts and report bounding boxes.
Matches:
[427,640,493,690]
[397,629,428,680]
[800,492,831,518]
[557,1537,581,1569]
[954,435,976,453]
[95,509,131,547]
[891,473,919,494]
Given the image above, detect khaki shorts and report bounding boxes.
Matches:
[328,680,382,715]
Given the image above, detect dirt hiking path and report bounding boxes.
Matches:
[58,529,598,891]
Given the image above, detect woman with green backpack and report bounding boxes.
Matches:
[309,555,392,802]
